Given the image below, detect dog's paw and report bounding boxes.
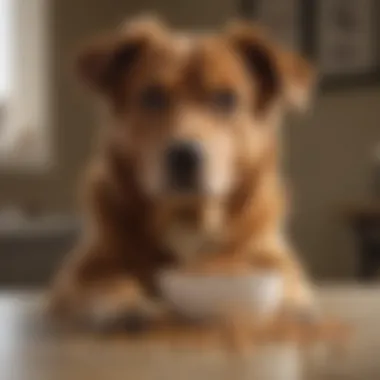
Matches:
[78,278,168,334]
[278,302,321,325]
[88,297,167,334]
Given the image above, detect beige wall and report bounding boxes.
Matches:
[286,88,380,279]
[0,0,379,279]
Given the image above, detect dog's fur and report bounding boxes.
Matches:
[49,16,316,328]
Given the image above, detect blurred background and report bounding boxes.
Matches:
[0,0,379,287]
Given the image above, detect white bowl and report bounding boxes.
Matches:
[158,270,284,320]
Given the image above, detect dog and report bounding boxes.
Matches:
[49,16,316,330]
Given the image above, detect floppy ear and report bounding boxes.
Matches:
[75,16,166,97]
[226,22,315,113]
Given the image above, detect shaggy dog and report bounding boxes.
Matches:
[49,16,316,330]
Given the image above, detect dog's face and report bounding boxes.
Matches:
[77,17,313,201]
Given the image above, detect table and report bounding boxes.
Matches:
[0,287,379,380]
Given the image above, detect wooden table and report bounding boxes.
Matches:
[0,291,298,380]
[0,288,376,380]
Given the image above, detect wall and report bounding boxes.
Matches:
[0,0,379,279]
[286,88,380,279]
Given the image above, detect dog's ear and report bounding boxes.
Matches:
[75,16,166,97]
[226,22,315,113]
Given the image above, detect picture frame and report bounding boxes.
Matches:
[239,0,380,90]
[239,0,305,52]
[311,0,380,89]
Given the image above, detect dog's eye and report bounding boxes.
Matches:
[139,85,170,111]
[209,89,237,112]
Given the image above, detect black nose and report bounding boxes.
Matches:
[165,141,202,191]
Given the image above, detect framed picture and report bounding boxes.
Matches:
[313,0,380,88]
[239,0,380,90]
[239,0,304,51]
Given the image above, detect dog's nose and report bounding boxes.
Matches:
[165,141,203,191]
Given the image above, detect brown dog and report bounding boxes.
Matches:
[49,16,316,330]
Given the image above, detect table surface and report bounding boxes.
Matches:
[0,287,380,380]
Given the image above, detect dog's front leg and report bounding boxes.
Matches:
[82,278,167,332]
[48,247,167,332]
[250,237,319,322]
[49,276,167,333]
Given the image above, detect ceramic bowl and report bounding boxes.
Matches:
[158,270,284,320]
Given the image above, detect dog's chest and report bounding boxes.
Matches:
[158,201,225,264]
[163,224,215,264]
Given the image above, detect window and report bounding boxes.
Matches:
[0,0,50,169]
[0,0,12,106]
